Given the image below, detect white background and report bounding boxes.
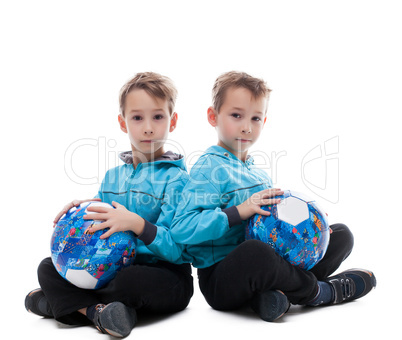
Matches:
[1,1,401,338]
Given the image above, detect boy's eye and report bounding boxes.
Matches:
[252,117,261,121]
[132,115,142,121]
[154,114,164,120]
[231,113,241,119]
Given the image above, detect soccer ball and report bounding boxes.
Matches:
[50,201,137,289]
[246,190,330,270]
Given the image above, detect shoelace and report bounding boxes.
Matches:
[340,278,353,300]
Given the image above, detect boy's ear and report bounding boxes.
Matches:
[169,112,178,132]
[263,116,267,125]
[207,107,218,127]
[118,114,127,133]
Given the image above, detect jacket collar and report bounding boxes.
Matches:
[204,145,254,166]
[119,150,185,166]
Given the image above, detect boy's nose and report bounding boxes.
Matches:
[242,124,251,133]
[144,122,154,134]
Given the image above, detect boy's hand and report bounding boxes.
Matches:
[53,198,102,228]
[237,188,284,221]
[83,201,145,239]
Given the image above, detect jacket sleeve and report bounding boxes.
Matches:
[93,169,108,200]
[136,177,189,263]
[170,170,242,245]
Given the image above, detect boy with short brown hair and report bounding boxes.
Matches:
[25,72,193,338]
[171,70,376,322]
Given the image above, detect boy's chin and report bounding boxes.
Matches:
[230,144,252,153]
[131,145,165,158]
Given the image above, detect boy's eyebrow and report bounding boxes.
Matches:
[128,108,167,114]
[231,107,245,112]
[231,107,264,115]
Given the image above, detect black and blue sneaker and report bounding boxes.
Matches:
[25,288,53,318]
[325,268,377,304]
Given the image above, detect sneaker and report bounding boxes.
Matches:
[250,290,290,322]
[25,288,53,318]
[325,268,377,304]
[93,302,137,338]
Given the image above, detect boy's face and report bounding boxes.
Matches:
[208,87,267,161]
[118,89,177,162]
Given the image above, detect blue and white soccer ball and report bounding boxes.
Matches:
[246,190,330,270]
[50,201,137,289]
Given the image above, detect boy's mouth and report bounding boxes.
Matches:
[236,138,252,143]
[141,140,154,143]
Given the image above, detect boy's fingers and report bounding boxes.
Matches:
[73,198,102,207]
[256,188,282,199]
[55,202,75,221]
[53,199,101,228]
[256,208,271,216]
[84,213,107,221]
[261,198,281,206]
[86,206,111,213]
[112,201,123,208]
[53,211,64,223]
[265,189,284,197]
[53,208,69,227]
[81,198,102,204]
[87,221,108,233]
[99,229,113,239]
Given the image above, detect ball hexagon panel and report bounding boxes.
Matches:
[277,196,309,226]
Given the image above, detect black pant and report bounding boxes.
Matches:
[38,257,194,326]
[198,223,354,309]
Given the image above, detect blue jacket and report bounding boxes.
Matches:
[171,145,273,268]
[95,151,189,265]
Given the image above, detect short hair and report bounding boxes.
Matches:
[119,72,177,116]
[212,71,271,113]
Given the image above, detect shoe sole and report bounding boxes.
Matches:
[254,290,290,322]
[98,302,137,338]
[25,288,53,318]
